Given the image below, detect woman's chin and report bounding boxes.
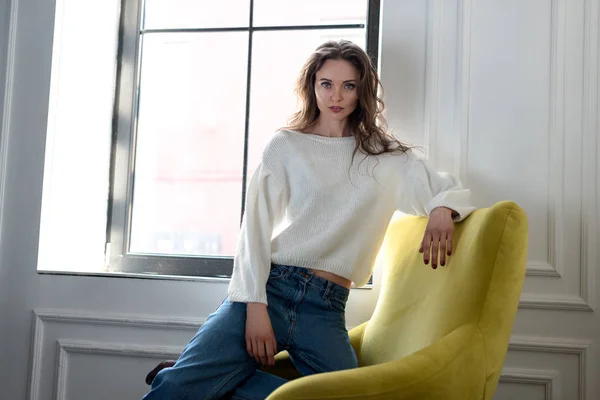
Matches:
[320,112,349,122]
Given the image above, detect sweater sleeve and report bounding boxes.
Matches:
[397,153,476,222]
[227,162,287,305]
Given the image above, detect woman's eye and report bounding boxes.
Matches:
[345,83,356,90]
[321,82,331,88]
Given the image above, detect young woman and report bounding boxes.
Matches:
[143,40,474,400]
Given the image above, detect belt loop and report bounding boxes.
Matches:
[323,280,332,300]
[284,265,293,279]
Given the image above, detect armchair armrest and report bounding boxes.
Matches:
[266,324,487,400]
[348,321,368,360]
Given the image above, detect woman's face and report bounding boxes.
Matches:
[314,59,360,122]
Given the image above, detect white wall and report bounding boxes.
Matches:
[0,0,12,387]
[0,0,9,123]
[381,1,599,399]
[0,0,9,201]
[0,0,598,399]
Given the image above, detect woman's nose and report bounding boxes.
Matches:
[331,89,342,102]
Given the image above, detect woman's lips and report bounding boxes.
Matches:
[329,106,343,113]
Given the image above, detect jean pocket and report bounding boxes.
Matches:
[327,295,347,313]
[268,264,287,280]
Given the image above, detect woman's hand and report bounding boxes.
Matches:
[419,207,455,269]
[246,302,277,367]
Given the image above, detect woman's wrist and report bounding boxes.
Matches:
[247,302,267,310]
[432,206,459,219]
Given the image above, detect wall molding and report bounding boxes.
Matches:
[455,0,572,309]
[526,261,561,278]
[580,0,599,313]
[508,335,592,400]
[596,0,600,314]
[32,308,205,330]
[499,368,559,400]
[424,0,443,167]
[454,0,573,288]
[519,294,593,312]
[453,0,597,312]
[456,0,472,184]
[546,0,567,282]
[0,0,19,262]
[521,0,598,312]
[55,340,182,400]
[28,308,45,400]
[28,309,204,400]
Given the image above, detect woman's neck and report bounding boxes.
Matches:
[306,118,351,138]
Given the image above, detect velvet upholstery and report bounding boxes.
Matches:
[264,201,528,399]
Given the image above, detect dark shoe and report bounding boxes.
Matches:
[145,360,177,385]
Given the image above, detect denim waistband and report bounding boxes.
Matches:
[271,263,350,301]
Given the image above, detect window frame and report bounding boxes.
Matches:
[107,0,382,278]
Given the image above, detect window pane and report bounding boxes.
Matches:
[39,0,119,273]
[253,0,367,27]
[130,32,248,257]
[144,0,250,29]
[247,29,366,175]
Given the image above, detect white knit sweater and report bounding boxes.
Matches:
[227,129,475,304]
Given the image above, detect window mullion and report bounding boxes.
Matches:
[107,0,145,270]
[140,24,365,35]
[367,0,381,66]
[240,0,255,224]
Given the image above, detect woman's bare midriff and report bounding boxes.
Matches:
[309,269,352,289]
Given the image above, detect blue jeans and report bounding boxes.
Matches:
[142,264,358,400]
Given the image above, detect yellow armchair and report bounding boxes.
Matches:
[265,201,528,399]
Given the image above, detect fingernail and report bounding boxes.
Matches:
[441,262,445,266]
[424,260,429,265]
[448,251,452,255]
[432,264,437,269]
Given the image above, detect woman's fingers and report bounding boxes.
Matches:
[254,339,269,366]
[431,232,440,268]
[246,338,253,357]
[254,340,263,364]
[258,340,269,365]
[439,233,447,266]
[266,339,276,367]
[247,339,274,366]
[245,305,277,367]
[422,230,453,269]
[250,340,257,363]
[422,231,432,264]
[423,207,456,269]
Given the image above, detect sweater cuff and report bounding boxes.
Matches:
[227,290,268,305]
[427,197,475,222]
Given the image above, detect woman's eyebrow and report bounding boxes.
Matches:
[318,78,357,83]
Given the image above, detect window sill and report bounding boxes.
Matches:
[37,269,232,283]
[37,269,373,289]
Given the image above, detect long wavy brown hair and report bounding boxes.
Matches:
[286,40,410,162]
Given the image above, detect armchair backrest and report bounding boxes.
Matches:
[359,201,528,396]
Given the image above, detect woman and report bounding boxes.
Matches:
[143,40,474,400]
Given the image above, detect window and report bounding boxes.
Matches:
[106,0,381,278]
